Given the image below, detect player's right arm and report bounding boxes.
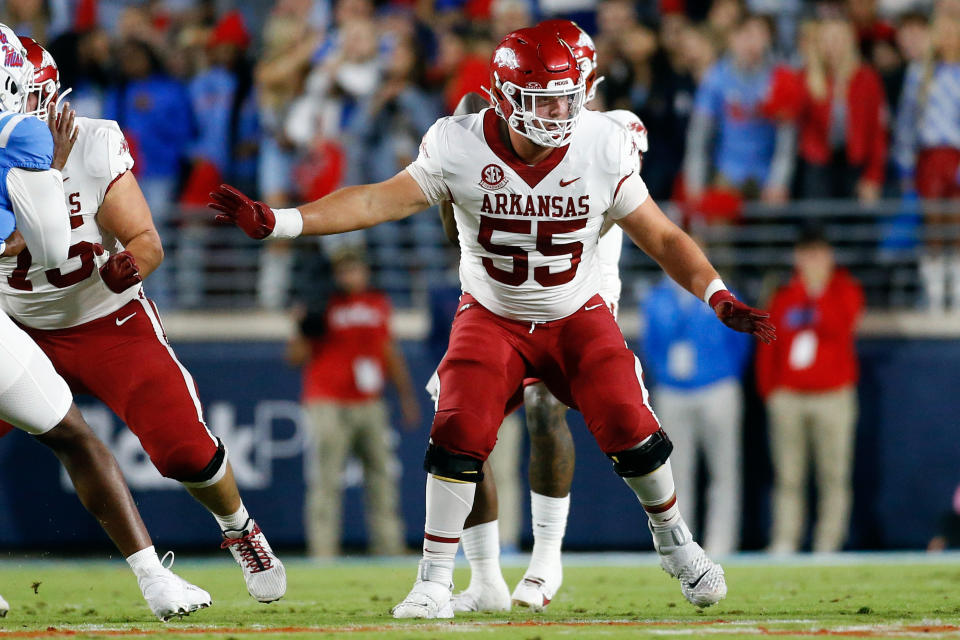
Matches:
[6,167,71,268]
[210,171,430,239]
[211,118,451,239]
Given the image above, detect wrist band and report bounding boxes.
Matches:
[271,207,303,239]
[703,278,728,305]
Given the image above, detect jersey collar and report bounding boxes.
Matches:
[482,109,569,189]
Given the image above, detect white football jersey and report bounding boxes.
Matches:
[408,108,648,322]
[0,117,137,330]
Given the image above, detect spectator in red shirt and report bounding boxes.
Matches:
[796,17,887,203]
[756,225,864,554]
[287,247,420,557]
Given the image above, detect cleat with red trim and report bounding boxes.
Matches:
[221,519,286,603]
[391,560,454,619]
[510,573,560,612]
[651,521,727,608]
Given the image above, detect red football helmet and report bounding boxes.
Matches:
[485,25,586,148]
[538,19,603,102]
[18,36,69,119]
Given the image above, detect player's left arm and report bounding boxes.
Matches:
[96,172,163,284]
[616,195,776,343]
[616,197,717,301]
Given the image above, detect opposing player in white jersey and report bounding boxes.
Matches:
[0,37,285,604]
[211,25,774,619]
[0,25,211,621]
[442,20,654,613]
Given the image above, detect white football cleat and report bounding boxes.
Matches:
[391,560,454,619]
[138,555,212,621]
[651,521,727,608]
[451,577,511,612]
[511,572,561,612]
[0,593,9,617]
[221,519,286,603]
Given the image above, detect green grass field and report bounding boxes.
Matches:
[1,554,958,639]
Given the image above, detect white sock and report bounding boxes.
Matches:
[526,492,569,581]
[215,504,251,537]
[126,545,163,577]
[461,520,503,587]
[422,475,476,586]
[622,460,684,530]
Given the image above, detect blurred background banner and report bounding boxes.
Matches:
[0,335,955,552]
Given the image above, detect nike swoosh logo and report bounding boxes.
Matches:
[116,312,137,326]
[687,571,709,590]
[63,177,70,182]
[584,303,603,311]
[559,177,580,187]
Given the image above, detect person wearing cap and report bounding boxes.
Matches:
[286,247,421,557]
[756,225,864,553]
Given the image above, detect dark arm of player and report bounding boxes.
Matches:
[617,196,775,342]
[385,338,420,430]
[439,202,459,246]
[1,230,25,257]
[96,172,164,279]
[210,171,430,239]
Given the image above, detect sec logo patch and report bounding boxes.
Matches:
[479,164,508,191]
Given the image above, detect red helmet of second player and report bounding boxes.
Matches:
[485,25,586,148]
[18,36,68,119]
[538,19,602,102]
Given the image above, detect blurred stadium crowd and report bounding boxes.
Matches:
[4,0,958,310]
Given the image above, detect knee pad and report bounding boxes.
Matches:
[157,438,228,488]
[423,442,484,483]
[607,428,673,478]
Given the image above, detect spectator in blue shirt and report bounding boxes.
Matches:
[642,274,752,555]
[683,13,796,206]
[187,12,259,194]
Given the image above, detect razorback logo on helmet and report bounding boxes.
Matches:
[493,46,520,70]
[479,163,508,191]
[526,82,542,89]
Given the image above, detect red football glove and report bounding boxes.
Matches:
[709,290,777,344]
[208,183,275,240]
[98,248,142,294]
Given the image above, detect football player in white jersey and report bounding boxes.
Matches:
[435,21,653,613]
[212,25,774,619]
[0,37,285,604]
[0,25,211,621]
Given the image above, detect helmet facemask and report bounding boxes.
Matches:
[491,74,586,148]
[23,75,59,118]
[0,66,26,113]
